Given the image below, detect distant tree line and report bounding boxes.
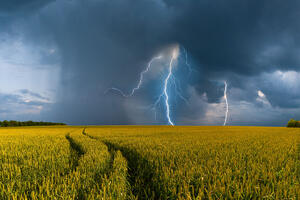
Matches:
[287,119,300,127]
[0,120,66,127]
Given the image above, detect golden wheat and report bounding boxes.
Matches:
[0,126,298,199]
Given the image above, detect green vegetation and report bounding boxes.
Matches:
[0,120,66,127]
[287,119,300,127]
[0,126,298,199]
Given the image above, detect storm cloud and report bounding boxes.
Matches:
[1,0,300,125]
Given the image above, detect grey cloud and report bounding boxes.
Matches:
[194,80,225,104]
[2,0,300,125]
[43,0,300,124]
[0,90,50,120]
[0,0,53,13]
[18,89,49,101]
[165,0,300,75]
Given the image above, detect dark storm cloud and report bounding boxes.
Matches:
[0,0,54,37]
[194,80,225,104]
[43,0,300,124]
[164,0,300,75]
[5,0,300,77]
[254,73,300,109]
[2,0,300,124]
[26,0,172,124]
[0,0,53,13]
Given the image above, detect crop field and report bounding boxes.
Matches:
[0,126,298,199]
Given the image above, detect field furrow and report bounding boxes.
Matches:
[81,129,132,199]
[103,141,165,199]
[65,133,85,170]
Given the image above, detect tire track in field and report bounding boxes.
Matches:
[297,142,300,182]
[81,128,115,181]
[82,128,97,140]
[103,142,163,200]
[66,129,104,200]
[56,130,87,199]
[82,129,166,200]
[65,133,85,170]
[81,130,134,197]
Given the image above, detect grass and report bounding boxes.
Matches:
[0,126,298,199]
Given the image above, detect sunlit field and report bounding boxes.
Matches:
[0,126,298,199]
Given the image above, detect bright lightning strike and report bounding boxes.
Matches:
[163,49,178,125]
[105,56,162,97]
[106,45,189,126]
[223,81,229,126]
[150,48,179,125]
[128,56,162,96]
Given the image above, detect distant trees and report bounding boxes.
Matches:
[0,120,66,127]
[287,119,300,127]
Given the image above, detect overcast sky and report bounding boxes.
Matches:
[1,0,300,126]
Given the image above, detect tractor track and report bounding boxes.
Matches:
[82,129,165,200]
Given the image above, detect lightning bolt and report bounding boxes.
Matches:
[107,45,189,126]
[172,77,189,104]
[182,47,198,76]
[149,48,181,125]
[163,50,177,125]
[182,47,192,75]
[105,56,162,97]
[223,81,229,126]
[106,46,231,126]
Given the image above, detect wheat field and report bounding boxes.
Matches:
[0,126,298,199]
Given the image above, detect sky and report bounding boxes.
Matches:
[0,0,300,126]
